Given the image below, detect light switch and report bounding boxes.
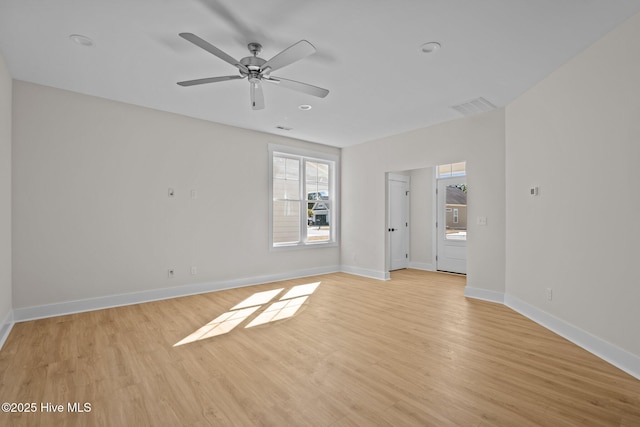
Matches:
[477,216,487,226]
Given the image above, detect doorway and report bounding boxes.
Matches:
[436,176,467,274]
[388,174,410,271]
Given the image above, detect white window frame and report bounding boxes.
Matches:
[269,144,339,250]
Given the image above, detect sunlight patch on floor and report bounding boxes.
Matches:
[279,282,320,300]
[245,296,309,328]
[174,282,320,346]
[231,288,284,310]
[174,306,262,346]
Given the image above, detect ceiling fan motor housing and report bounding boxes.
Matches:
[240,54,267,82]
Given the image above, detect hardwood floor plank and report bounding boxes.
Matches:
[1,270,639,426]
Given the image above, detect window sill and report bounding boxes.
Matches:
[271,241,338,251]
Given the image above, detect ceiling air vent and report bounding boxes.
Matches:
[450,97,496,117]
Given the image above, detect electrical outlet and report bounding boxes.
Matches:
[168,269,174,278]
[190,266,197,275]
[546,288,553,301]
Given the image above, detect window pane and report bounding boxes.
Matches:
[308,198,330,242]
[438,164,452,177]
[273,156,300,200]
[306,160,329,201]
[317,163,329,183]
[306,161,318,193]
[286,158,299,180]
[451,162,466,176]
[273,178,300,200]
[445,184,467,241]
[438,162,466,178]
[273,200,301,244]
[273,156,286,179]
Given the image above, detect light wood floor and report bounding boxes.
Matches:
[1,270,639,426]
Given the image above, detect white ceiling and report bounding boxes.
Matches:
[1,0,640,148]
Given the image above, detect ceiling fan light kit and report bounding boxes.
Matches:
[177,33,329,110]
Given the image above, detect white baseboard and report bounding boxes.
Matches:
[464,286,505,304]
[504,294,640,380]
[0,309,14,350]
[340,265,389,280]
[13,265,342,323]
[408,262,435,271]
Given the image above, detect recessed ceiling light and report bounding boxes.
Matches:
[69,34,94,47]
[298,104,312,111]
[420,42,441,54]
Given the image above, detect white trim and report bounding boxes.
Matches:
[387,173,410,183]
[408,262,435,271]
[504,294,640,380]
[340,265,390,281]
[431,167,438,270]
[464,286,505,304]
[268,143,340,163]
[12,265,341,323]
[0,309,14,350]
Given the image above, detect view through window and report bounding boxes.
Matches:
[438,162,467,241]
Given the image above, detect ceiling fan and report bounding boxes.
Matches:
[177,33,329,110]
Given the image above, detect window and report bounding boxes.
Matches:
[269,145,338,248]
[437,161,466,178]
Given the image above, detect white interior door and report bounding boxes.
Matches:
[437,177,467,274]
[388,174,410,271]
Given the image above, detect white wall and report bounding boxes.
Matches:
[341,109,505,291]
[12,81,340,310]
[506,12,640,357]
[0,51,12,334]
[409,167,435,270]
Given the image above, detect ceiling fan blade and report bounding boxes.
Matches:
[179,33,249,74]
[262,40,316,73]
[266,76,329,98]
[177,75,244,87]
[250,82,265,110]
[197,0,260,46]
